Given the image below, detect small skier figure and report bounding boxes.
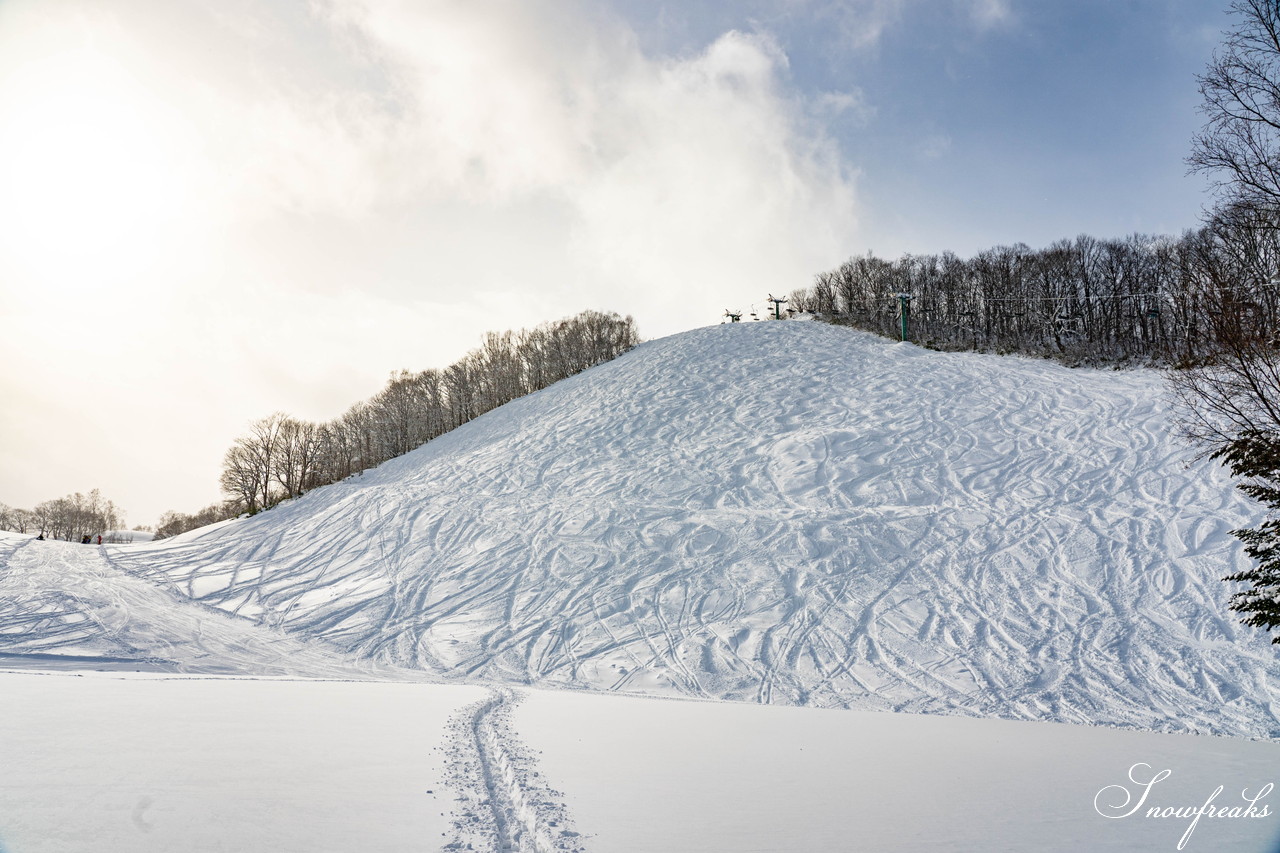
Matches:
[96,534,102,545]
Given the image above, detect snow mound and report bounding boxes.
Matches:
[111,322,1280,736]
[103,529,154,544]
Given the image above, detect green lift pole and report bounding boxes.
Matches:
[897,293,911,342]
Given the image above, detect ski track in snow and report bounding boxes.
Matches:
[441,688,586,853]
[0,535,375,678]
[70,323,1280,736]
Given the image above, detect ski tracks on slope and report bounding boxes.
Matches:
[441,688,586,853]
[0,537,370,677]
[103,323,1280,737]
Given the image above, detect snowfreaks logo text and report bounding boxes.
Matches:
[1093,763,1274,850]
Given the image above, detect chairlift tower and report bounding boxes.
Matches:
[767,294,788,320]
[896,293,912,341]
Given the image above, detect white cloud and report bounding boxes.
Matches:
[811,89,874,122]
[967,0,1013,30]
[743,0,1014,50]
[917,133,952,160]
[190,0,861,321]
[781,0,907,51]
[564,28,856,312]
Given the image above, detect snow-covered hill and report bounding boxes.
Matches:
[102,321,1278,736]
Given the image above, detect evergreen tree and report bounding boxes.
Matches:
[1214,431,1280,642]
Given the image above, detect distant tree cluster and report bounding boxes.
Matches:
[0,489,124,541]
[786,215,1279,366]
[153,503,237,540]
[217,309,640,515]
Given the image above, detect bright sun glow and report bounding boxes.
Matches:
[0,46,194,305]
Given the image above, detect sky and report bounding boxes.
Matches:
[0,0,1232,526]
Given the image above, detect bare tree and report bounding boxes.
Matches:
[0,503,36,534]
[1190,1,1280,217]
[1176,1,1280,643]
[273,417,320,500]
[1171,211,1280,444]
[220,444,267,514]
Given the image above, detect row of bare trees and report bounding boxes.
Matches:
[787,213,1279,366]
[211,310,639,518]
[0,489,125,541]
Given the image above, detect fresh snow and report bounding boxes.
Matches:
[103,322,1277,736]
[0,672,484,853]
[513,687,1280,853]
[0,672,1277,852]
[2,321,1279,851]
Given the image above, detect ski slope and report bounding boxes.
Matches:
[96,321,1279,738]
[0,532,377,679]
